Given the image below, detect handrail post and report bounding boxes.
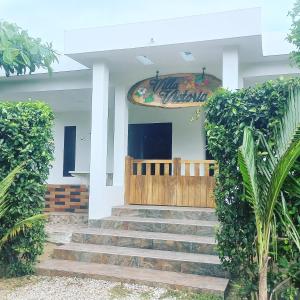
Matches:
[173,157,181,176]
[124,156,133,204]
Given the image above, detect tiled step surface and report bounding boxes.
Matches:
[39,205,228,297]
[112,205,218,221]
[99,216,218,236]
[52,243,226,277]
[72,228,217,254]
[37,259,229,297]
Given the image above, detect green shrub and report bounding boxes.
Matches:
[200,78,300,297]
[0,101,54,276]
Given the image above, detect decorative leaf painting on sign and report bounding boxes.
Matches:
[128,73,222,108]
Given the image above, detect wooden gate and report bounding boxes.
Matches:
[124,156,218,208]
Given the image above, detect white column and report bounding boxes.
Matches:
[222,47,239,90]
[113,86,128,187]
[89,63,109,220]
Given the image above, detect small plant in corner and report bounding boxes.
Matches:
[0,164,46,249]
[238,87,300,300]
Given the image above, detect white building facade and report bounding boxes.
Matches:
[0,7,299,220]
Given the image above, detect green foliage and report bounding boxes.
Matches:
[0,102,54,276]
[0,21,58,77]
[0,164,46,248]
[201,78,300,297]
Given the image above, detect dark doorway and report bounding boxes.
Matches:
[128,123,172,159]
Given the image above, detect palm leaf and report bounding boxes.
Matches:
[264,86,300,224]
[238,127,260,213]
[0,164,23,206]
[0,214,46,248]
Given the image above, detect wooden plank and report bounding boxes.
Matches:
[146,163,151,175]
[155,163,160,175]
[185,163,190,176]
[181,177,189,207]
[125,156,132,204]
[204,163,210,177]
[135,175,143,204]
[175,175,182,206]
[164,163,170,175]
[137,163,142,175]
[200,177,207,207]
[145,175,153,205]
[133,159,172,164]
[173,158,181,176]
[158,175,164,205]
[181,160,216,164]
[207,177,216,208]
[129,176,136,204]
[194,163,200,176]
[152,175,159,204]
[194,177,202,207]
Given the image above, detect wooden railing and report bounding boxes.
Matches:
[125,157,218,208]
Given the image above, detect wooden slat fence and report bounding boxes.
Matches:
[125,156,218,207]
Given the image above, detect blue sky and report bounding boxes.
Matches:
[0,0,296,52]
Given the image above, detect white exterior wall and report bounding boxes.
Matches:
[48,111,91,184]
[128,103,206,160]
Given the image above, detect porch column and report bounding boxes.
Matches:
[113,86,128,186]
[222,47,239,90]
[89,63,109,220]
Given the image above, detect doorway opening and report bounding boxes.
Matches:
[128,123,172,175]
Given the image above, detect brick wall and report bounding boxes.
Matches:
[45,184,89,213]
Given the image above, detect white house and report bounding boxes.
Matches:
[0,7,298,221]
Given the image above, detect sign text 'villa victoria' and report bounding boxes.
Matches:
[128,73,222,108]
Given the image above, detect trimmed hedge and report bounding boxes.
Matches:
[202,78,300,297]
[0,102,54,276]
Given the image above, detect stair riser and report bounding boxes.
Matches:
[36,267,225,298]
[99,220,216,236]
[52,249,226,277]
[112,208,217,221]
[72,233,217,255]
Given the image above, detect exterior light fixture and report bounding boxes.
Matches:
[180,51,195,62]
[136,55,154,65]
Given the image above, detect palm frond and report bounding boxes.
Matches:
[0,164,23,207]
[0,214,46,248]
[276,193,300,252]
[238,127,260,212]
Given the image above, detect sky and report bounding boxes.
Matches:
[0,0,296,53]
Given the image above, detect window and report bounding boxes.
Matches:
[63,126,76,177]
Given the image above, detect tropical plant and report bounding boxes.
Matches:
[237,87,300,299]
[0,164,46,249]
[0,102,54,276]
[0,21,58,76]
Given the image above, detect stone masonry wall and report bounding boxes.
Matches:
[45,184,89,213]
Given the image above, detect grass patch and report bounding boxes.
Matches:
[109,283,131,299]
[140,290,154,299]
[159,289,222,300]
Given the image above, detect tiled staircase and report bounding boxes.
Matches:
[37,205,229,298]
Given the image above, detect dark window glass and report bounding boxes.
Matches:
[63,126,76,177]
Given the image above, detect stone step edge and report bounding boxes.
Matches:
[36,259,228,298]
[72,228,217,245]
[53,243,221,265]
[102,216,219,226]
[112,205,216,212]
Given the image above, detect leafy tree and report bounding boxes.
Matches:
[0,21,57,76]
[238,88,300,300]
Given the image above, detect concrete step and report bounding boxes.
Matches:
[99,216,218,236]
[72,228,217,254]
[52,243,226,277]
[46,224,88,244]
[112,205,217,221]
[37,259,229,298]
[46,212,88,225]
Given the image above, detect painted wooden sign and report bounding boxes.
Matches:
[128,73,221,108]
